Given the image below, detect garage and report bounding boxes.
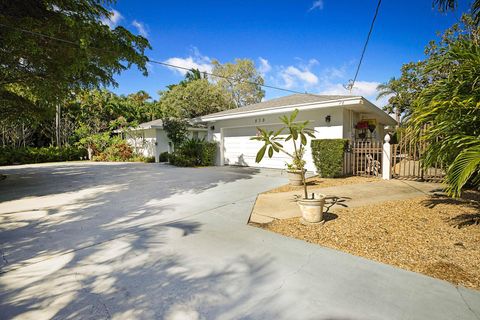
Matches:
[222,125,316,171]
[199,94,397,172]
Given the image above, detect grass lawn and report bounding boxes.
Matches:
[258,189,480,290]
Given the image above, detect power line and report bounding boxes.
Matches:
[0,22,307,96]
[345,0,382,92]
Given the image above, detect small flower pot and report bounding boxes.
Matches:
[287,169,304,186]
[298,193,326,224]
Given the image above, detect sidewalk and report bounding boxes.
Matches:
[250,179,443,223]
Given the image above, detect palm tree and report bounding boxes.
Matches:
[166,68,207,90]
[434,0,480,25]
[409,39,480,196]
[376,78,403,123]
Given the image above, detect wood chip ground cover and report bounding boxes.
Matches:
[264,176,380,193]
[258,191,480,290]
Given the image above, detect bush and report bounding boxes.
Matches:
[168,153,197,167]
[311,139,348,178]
[201,142,217,166]
[78,133,148,163]
[0,146,87,166]
[168,139,217,167]
[159,152,169,162]
[143,156,156,163]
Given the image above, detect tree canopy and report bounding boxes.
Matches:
[388,14,480,196]
[159,79,235,118]
[0,0,151,118]
[212,59,265,107]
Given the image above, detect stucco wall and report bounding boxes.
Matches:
[127,128,208,163]
[126,128,157,160]
[207,107,345,171]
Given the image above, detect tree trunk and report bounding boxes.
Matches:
[301,169,308,199]
[56,104,61,148]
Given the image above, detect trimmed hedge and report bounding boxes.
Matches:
[0,146,87,166]
[169,139,217,167]
[159,151,169,162]
[201,142,217,166]
[311,139,348,178]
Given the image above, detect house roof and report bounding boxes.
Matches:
[200,94,354,119]
[117,118,207,132]
[198,93,397,125]
[137,119,164,129]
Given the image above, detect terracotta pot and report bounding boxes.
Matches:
[287,169,304,186]
[298,193,326,224]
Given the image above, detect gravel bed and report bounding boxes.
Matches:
[259,191,480,290]
[264,176,380,193]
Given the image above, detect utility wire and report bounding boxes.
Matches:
[0,22,309,96]
[346,0,382,92]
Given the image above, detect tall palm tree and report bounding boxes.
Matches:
[434,0,480,24]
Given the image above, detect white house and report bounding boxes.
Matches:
[122,119,207,162]
[198,94,397,171]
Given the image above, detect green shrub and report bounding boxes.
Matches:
[201,142,217,166]
[159,152,169,162]
[0,146,87,166]
[143,156,156,163]
[311,139,349,178]
[168,153,196,167]
[168,139,217,167]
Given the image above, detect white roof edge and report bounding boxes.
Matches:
[198,96,364,122]
[360,98,397,125]
[116,125,207,132]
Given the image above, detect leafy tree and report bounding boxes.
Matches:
[212,59,265,107]
[162,118,189,149]
[378,14,478,124]
[159,79,235,118]
[408,31,480,196]
[0,0,151,118]
[377,62,427,123]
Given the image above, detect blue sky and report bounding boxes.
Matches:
[105,0,468,105]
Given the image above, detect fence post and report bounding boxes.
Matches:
[382,134,392,180]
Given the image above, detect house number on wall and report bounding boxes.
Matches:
[254,118,265,123]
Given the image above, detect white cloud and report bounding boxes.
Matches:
[163,48,212,76]
[319,80,381,99]
[280,66,319,88]
[132,20,148,37]
[101,9,123,29]
[323,66,347,80]
[309,0,324,11]
[258,57,271,75]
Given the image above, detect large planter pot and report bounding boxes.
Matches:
[287,169,304,186]
[298,193,326,224]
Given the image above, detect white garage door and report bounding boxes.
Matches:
[222,125,315,170]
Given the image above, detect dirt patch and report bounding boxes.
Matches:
[258,192,480,290]
[264,176,380,193]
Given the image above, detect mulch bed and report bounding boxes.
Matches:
[258,190,480,290]
[264,176,380,193]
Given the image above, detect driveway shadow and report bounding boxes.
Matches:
[0,163,290,318]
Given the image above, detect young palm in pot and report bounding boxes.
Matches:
[251,109,326,224]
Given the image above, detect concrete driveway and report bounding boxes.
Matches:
[0,162,479,319]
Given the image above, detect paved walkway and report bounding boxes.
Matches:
[250,179,443,223]
[1,163,479,319]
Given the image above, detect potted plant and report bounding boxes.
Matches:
[251,109,326,224]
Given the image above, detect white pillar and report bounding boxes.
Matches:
[382,134,392,180]
[219,128,225,166]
